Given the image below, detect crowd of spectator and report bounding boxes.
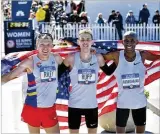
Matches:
[2,0,160,39]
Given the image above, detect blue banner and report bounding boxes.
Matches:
[12,0,32,21]
[4,20,35,55]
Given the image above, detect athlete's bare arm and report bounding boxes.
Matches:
[96,54,106,67]
[2,58,33,85]
[53,53,63,65]
[140,51,160,62]
[102,51,120,65]
[57,54,74,78]
[96,54,117,75]
[63,54,75,69]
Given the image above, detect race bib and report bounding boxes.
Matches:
[78,69,96,84]
[121,73,140,89]
[40,66,56,82]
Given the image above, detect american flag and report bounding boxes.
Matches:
[1,39,160,130]
[55,39,160,130]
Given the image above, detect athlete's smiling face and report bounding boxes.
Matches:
[78,33,93,53]
[123,35,138,53]
[37,39,53,57]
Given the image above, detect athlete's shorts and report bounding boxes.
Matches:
[68,107,98,129]
[116,107,146,127]
[21,104,58,128]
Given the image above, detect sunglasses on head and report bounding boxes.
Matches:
[37,33,53,41]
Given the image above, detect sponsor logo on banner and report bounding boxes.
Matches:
[12,0,32,21]
[16,11,25,16]
[7,40,15,48]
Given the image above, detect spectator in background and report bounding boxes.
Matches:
[54,0,64,11]
[3,6,11,20]
[71,0,77,13]
[54,1,64,24]
[95,13,107,25]
[79,11,88,25]
[36,5,46,33]
[54,0,59,5]
[95,13,107,39]
[108,10,117,25]
[43,4,51,22]
[3,6,9,19]
[60,12,69,26]
[152,10,160,40]
[36,5,46,22]
[31,2,38,13]
[69,10,80,24]
[125,10,136,24]
[59,0,64,8]
[113,11,124,40]
[152,10,160,25]
[29,11,38,30]
[59,12,69,36]
[33,0,39,5]
[76,0,85,15]
[64,0,71,16]
[38,0,43,6]
[84,12,91,24]
[138,4,150,25]
[48,0,54,12]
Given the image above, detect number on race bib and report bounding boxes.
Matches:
[40,66,56,82]
[78,69,96,84]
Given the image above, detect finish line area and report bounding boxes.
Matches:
[1,0,160,133]
[1,32,160,133]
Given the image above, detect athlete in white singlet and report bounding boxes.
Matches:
[2,33,63,134]
[103,31,160,133]
[61,29,116,134]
